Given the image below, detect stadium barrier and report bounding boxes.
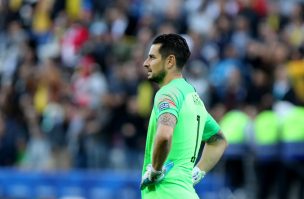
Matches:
[0,168,224,199]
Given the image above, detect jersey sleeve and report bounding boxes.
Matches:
[154,86,181,120]
[202,113,220,141]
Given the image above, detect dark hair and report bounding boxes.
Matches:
[152,33,191,69]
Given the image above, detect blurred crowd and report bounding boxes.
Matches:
[0,0,304,198]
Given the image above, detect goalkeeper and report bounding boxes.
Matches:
[140,33,228,199]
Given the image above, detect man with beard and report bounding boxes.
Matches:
[140,33,228,199]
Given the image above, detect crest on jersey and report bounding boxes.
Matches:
[159,102,170,111]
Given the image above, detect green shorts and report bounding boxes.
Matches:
[141,181,199,199]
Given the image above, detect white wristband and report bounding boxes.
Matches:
[150,166,162,175]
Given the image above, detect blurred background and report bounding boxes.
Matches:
[0,0,304,198]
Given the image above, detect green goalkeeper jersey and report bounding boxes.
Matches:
[141,78,220,199]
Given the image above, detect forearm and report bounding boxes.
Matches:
[197,141,227,172]
[197,131,227,172]
[152,133,172,171]
[152,113,176,171]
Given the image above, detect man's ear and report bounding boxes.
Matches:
[166,55,176,69]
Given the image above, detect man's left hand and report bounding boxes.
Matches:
[192,166,206,186]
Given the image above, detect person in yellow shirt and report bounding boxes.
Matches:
[287,50,304,105]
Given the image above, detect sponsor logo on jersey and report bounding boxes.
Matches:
[192,93,201,105]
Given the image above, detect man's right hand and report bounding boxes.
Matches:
[140,161,174,190]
